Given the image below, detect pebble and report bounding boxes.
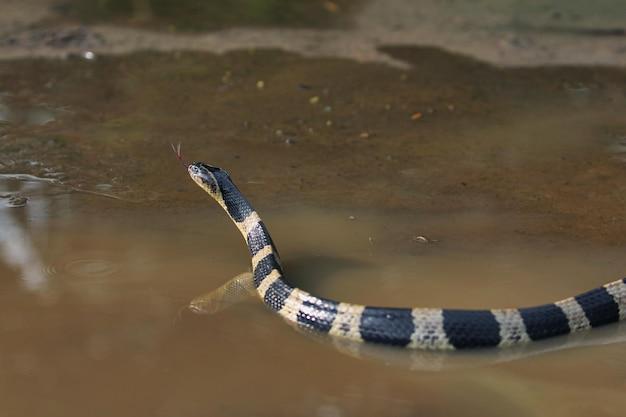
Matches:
[411,112,423,120]
[348,215,356,220]
[309,96,320,104]
[413,235,437,244]
[323,1,339,13]
[256,80,265,89]
[6,195,28,208]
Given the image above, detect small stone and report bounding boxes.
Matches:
[284,138,295,145]
[359,132,370,139]
[309,96,320,104]
[413,235,437,244]
[411,112,423,121]
[323,105,332,113]
[447,104,455,111]
[348,215,356,220]
[43,171,65,179]
[323,1,339,13]
[325,120,333,127]
[275,129,283,136]
[256,80,265,89]
[7,195,27,208]
[82,51,96,60]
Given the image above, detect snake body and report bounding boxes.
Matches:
[188,162,626,350]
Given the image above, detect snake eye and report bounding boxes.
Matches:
[188,165,200,176]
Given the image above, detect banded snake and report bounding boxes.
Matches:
[187,161,626,350]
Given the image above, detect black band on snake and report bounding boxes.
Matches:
[187,162,626,350]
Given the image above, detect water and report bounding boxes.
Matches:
[0,174,625,417]
[1,1,626,416]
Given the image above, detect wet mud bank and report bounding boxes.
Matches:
[1,47,626,244]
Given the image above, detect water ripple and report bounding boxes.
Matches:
[64,259,119,278]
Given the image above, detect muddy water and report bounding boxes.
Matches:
[1,46,626,416]
[1,177,625,417]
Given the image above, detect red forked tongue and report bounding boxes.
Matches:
[170,143,188,169]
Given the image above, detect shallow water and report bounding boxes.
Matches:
[1,1,626,415]
[1,174,625,417]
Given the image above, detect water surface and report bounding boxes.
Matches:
[1,173,625,417]
[0,10,626,417]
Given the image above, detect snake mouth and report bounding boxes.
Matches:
[188,164,220,195]
[188,164,210,186]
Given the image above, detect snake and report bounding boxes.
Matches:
[187,162,626,350]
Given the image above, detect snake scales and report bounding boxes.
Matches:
[188,162,626,350]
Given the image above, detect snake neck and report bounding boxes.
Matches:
[217,178,281,264]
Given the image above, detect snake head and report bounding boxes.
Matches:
[188,162,228,198]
